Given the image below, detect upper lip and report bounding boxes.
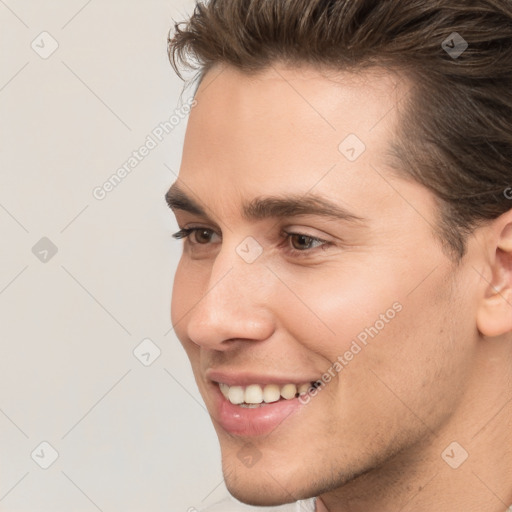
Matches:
[205,369,317,387]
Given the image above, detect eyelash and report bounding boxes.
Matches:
[171,227,330,258]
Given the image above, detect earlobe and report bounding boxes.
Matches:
[476,217,512,337]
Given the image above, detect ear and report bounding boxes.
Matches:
[476,209,512,337]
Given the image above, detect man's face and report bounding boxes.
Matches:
[169,65,479,505]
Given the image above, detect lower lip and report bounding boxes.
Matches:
[211,384,306,437]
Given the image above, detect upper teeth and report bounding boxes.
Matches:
[219,382,311,405]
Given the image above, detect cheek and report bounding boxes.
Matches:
[283,261,470,404]
[278,264,405,362]
[336,271,472,433]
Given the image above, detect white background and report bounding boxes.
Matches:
[0,1,227,510]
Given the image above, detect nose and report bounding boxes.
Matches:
[183,245,276,350]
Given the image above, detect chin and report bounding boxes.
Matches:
[224,476,297,507]
[220,448,315,507]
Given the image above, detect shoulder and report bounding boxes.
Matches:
[198,495,316,512]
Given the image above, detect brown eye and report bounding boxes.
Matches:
[289,234,316,251]
[172,227,221,247]
[281,231,330,258]
[191,228,215,244]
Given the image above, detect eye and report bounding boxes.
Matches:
[172,227,331,258]
[172,227,219,245]
[286,233,326,252]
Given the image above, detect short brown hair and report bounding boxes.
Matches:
[168,0,512,259]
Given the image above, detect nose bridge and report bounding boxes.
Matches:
[186,240,274,346]
[211,235,271,303]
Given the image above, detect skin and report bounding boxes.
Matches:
[169,64,512,512]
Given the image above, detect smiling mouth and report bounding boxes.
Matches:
[218,381,316,407]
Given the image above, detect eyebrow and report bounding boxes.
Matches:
[165,183,365,224]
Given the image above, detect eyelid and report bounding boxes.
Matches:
[172,226,222,240]
[173,224,331,239]
[171,226,333,258]
[284,225,333,241]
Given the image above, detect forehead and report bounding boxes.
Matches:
[177,64,412,220]
[190,63,406,138]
